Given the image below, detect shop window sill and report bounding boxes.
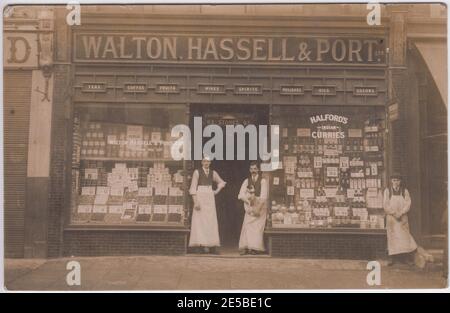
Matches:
[64,223,190,232]
[265,227,386,235]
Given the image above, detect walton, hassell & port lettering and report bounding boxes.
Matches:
[75,34,386,64]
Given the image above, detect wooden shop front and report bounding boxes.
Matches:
[63,19,389,258]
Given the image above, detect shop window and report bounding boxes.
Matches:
[69,106,186,226]
[270,106,386,230]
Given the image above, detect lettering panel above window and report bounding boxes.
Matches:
[74,33,387,66]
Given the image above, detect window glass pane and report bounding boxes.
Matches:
[270,105,386,229]
[70,106,185,225]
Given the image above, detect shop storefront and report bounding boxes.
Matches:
[5,5,446,260]
[60,12,390,258]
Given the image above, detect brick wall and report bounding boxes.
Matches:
[269,233,387,259]
[63,230,188,256]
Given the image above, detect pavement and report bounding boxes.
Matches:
[3,255,448,291]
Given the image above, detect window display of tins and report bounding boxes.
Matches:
[269,106,386,230]
[71,160,185,225]
[70,107,186,226]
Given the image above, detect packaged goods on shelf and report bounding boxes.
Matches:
[272,111,386,230]
[70,122,185,225]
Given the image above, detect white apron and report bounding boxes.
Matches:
[239,200,267,251]
[189,186,220,247]
[386,194,418,255]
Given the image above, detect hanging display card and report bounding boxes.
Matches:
[285,165,295,175]
[324,187,338,198]
[326,167,339,177]
[314,156,323,168]
[339,157,349,169]
[300,189,315,199]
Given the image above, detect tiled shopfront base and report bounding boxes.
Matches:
[267,229,387,260]
[63,228,188,256]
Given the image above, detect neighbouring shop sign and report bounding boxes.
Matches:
[280,85,304,95]
[312,85,336,96]
[353,86,378,96]
[197,84,226,94]
[82,82,107,92]
[4,33,39,68]
[74,33,386,65]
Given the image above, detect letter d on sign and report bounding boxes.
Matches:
[66,261,81,286]
[366,261,381,286]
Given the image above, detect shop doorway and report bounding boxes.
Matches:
[190,104,269,252]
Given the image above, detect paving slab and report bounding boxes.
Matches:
[3,256,447,291]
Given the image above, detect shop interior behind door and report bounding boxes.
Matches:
[190,104,268,252]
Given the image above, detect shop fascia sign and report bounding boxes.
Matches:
[4,32,39,68]
[74,33,386,65]
[308,114,349,139]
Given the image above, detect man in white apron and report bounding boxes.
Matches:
[189,156,226,254]
[383,173,418,265]
[238,162,268,255]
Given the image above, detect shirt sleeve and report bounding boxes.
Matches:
[189,170,199,195]
[238,179,249,201]
[212,170,226,189]
[400,189,412,215]
[383,188,394,215]
[259,178,268,202]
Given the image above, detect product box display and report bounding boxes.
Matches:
[71,118,185,225]
[79,121,175,160]
[270,108,386,230]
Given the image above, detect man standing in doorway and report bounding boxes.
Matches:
[238,162,268,255]
[189,156,226,254]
